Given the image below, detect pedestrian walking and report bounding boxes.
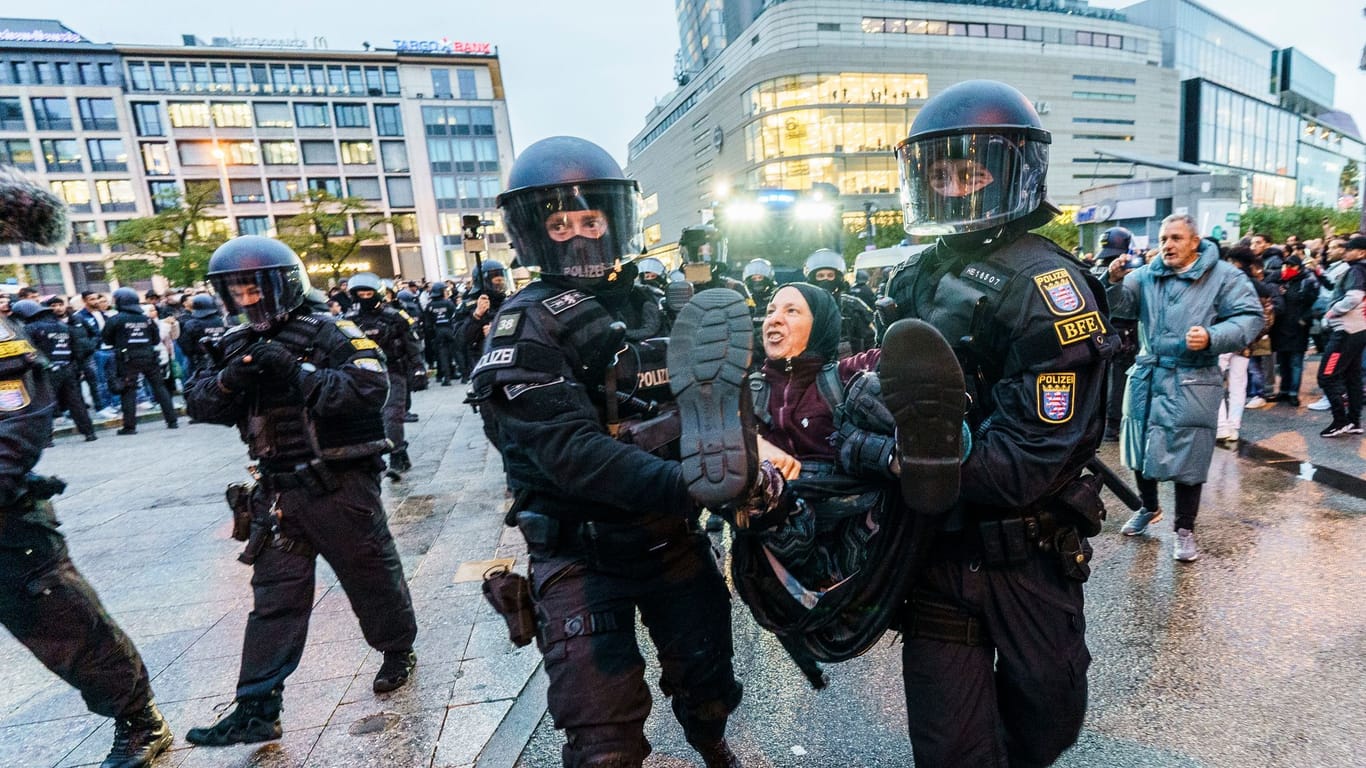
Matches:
[1108,214,1263,562]
[1316,235,1366,436]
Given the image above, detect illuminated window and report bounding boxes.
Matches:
[212,102,253,128]
[50,180,92,211]
[141,143,172,175]
[168,102,211,127]
[261,141,299,165]
[95,180,136,212]
[40,139,82,172]
[340,141,375,165]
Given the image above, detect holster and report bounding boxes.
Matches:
[225,482,255,542]
[258,459,341,496]
[481,565,536,648]
[515,509,562,552]
[238,516,271,565]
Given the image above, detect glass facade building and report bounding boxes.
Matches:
[0,18,514,293]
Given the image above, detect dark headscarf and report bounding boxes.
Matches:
[783,282,841,362]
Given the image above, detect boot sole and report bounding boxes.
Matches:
[669,289,756,509]
[878,319,965,515]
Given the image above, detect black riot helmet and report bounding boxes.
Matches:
[1098,226,1134,262]
[803,249,847,294]
[896,80,1051,237]
[474,259,507,295]
[429,283,447,299]
[190,293,219,319]
[678,225,727,285]
[496,136,642,289]
[112,287,141,311]
[348,271,384,311]
[9,298,49,321]
[206,236,311,332]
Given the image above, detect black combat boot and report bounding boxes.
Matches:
[184,693,283,746]
[668,288,756,509]
[373,649,417,693]
[100,701,172,768]
[693,738,742,768]
[878,319,965,516]
[389,448,412,473]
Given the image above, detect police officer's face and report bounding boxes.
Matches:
[489,274,506,292]
[228,283,264,307]
[545,210,608,242]
[928,159,994,198]
[1158,221,1201,270]
[812,268,841,283]
[354,288,377,302]
[763,286,813,361]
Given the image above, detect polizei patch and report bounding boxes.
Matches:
[0,379,30,411]
[1033,269,1084,315]
[472,346,516,376]
[1036,372,1076,424]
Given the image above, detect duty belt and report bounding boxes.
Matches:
[936,509,1063,567]
[257,458,371,495]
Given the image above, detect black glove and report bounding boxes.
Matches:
[247,341,301,380]
[217,355,261,393]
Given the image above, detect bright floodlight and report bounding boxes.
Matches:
[726,200,766,222]
[795,200,834,221]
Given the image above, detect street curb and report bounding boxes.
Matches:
[476,659,549,768]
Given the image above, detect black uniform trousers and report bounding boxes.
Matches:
[50,365,95,437]
[431,329,457,384]
[0,499,152,719]
[236,467,417,700]
[118,358,176,429]
[903,537,1090,768]
[383,370,408,451]
[1317,328,1366,426]
[527,520,740,768]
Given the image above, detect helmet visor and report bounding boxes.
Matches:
[897,133,1046,236]
[500,180,641,279]
[211,268,307,330]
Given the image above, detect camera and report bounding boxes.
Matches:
[1124,253,1146,269]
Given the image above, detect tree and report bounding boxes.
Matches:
[1239,205,1360,243]
[1341,159,1360,199]
[841,209,909,264]
[103,183,228,286]
[276,190,391,284]
[1032,211,1080,253]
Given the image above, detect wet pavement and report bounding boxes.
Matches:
[4,359,1365,767]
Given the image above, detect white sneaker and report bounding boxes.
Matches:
[1307,397,1331,411]
[1174,528,1199,562]
[97,407,120,419]
[1244,396,1269,409]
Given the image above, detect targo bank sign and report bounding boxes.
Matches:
[394,38,492,55]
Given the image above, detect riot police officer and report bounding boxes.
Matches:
[0,173,171,768]
[456,259,509,378]
[881,80,1112,767]
[741,258,777,313]
[472,136,743,768]
[346,272,421,477]
[1093,227,1139,441]
[12,299,97,441]
[804,249,875,356]
[678,224,751,302]
[635,256,669,291]
[102,287,177,434]
[183,236,418,746]
[423,284,460,385]
[178,293,227,378]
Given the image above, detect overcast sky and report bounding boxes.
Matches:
[34,0,1366,167]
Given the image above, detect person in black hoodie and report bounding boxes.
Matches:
[101,288,177,434]
[1265,253,1319,405]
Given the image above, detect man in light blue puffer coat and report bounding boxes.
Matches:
[1106,213,1264,562]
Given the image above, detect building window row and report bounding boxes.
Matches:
[1073,91,1137,102]
[48,179,137,213]
[148,174,413,208]
[1072,134,1135,141]
[421,106,496,136]
[431,174,501,210]
[1073,116,1136,125]
[744,107,916,162]
[141,138,405,171]
[861,17,1142,53]
[745,155,901,197]
[743,72,929,117]
[426,137,500,173]
[126,60,400,98]
[133,100,403,135]
[1073,74,1136,85]
[4,60,121,87]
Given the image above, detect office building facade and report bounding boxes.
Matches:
[0,18,514,296]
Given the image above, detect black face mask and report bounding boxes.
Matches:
[354,294,382,311]
[813,277,843,295]
[549,237,617,281]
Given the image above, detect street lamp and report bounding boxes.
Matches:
[211,142,234,232]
